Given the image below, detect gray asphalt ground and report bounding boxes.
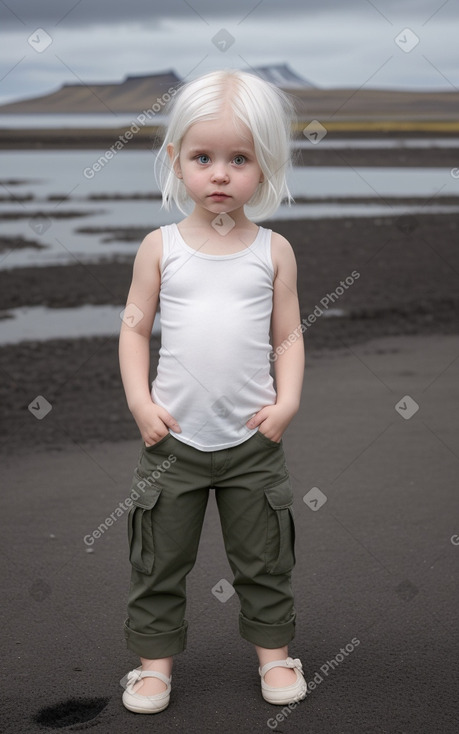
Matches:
[1,333,458,734]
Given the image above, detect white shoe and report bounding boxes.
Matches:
[122,666,171,714]
[259,656,307,705]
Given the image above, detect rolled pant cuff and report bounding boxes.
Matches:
[238,611,296,648]
[124,618,188,658]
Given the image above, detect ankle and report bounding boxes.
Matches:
[255,644,289,668]
[140,655,173,676]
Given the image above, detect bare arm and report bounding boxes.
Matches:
[270,233,304,412]
[119,229,181,445]
[246,232,304,442]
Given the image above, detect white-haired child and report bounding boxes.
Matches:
[119,68,306,714]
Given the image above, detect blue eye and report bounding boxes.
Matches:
[233,155,246,165]
[197,154,210,164]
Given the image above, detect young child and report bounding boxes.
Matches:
[119,69,306,714]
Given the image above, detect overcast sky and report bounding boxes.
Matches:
[0,0,458,104]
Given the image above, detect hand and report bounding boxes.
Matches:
[131,401,181,447]
[245,403,297,443]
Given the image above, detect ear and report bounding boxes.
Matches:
[167,143,182,179]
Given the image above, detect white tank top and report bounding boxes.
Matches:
[151,223,277,451]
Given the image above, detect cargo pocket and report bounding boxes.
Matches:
[127,470,162,575]
[264,476,296,575]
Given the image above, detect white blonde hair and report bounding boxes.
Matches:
[154,69,296,221]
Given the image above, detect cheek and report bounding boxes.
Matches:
[182,167,204,187]
[181,171,208,200]
[241,170,262,189]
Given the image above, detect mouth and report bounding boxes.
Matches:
[208,192,231,200]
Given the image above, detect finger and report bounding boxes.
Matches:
[144,437,160,447]
[246,411,262,428]
[144,432,161,447]
[161,411,182,433]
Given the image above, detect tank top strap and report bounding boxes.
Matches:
[159,224,176,273]
[252,226,273,277]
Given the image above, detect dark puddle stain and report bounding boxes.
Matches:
[33,697,109,729]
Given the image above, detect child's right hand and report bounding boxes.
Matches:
[131,401,181,447]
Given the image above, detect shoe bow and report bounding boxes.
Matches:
[286,657,304,674]
[126,668,142,689]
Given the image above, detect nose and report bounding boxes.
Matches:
[210,164,229,183]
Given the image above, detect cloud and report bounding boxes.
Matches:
[1,0,455,28]
[0,1,457,103]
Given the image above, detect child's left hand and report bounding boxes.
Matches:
[246,403,297,443]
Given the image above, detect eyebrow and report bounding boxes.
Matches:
[186,146,253,155]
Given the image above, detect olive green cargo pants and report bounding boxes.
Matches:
[124,430,297,659]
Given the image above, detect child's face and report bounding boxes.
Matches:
[168,113,264,218]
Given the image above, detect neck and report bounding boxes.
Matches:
[185,204,255,231]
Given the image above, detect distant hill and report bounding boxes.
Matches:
[0,65,313,114]
[0,70,182,114]
[292,87,459,121]
[0,64,457,121]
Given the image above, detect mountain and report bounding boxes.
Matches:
[0,70,182,114]
[0,65,457,123]
[0,65,313,114]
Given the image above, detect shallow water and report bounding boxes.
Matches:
[0,304,346,346]
[2,200,459,271]
[292,137,459,150]
[1,150,458,270]
[0,304,161,345]
[0,113,169,129]
[1,149,458,344]
[1,150,457,200]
